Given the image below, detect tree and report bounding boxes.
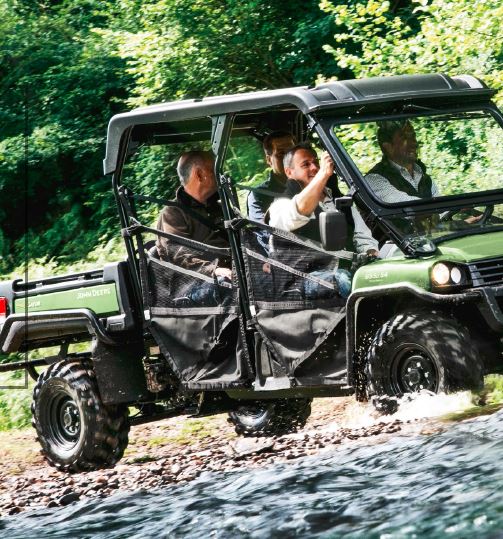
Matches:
[320,0,503,103]
[108,0,342,106]
[0,0,132,268]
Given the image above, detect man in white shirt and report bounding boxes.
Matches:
[269,143,379,255]
[268,143,379,298]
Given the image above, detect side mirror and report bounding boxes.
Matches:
[319,197,352,251]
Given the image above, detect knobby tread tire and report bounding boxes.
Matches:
[31,359,130,472]
[228,398,312,437]
[365,311,484,398]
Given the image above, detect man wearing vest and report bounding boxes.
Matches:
[365,120,440,202]
[268,143,378,298]
[247,130,296,222]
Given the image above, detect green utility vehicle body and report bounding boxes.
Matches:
[0,73,502,471]
[13,283,120,315]
[353,231,502,291]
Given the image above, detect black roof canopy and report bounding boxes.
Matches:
[104,73,494,174]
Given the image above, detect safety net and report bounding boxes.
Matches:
[240,221,348,376]
[135,227,252,390]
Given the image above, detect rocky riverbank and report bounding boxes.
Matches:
[0,397,431,517]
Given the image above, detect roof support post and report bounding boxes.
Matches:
[211,114,253,324]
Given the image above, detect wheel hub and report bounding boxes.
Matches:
[61,401,80,436]
[392,349,438,394]
[47,393,81,447]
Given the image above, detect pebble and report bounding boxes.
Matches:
[0,400,413,517]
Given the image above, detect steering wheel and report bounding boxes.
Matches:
[440,205,494,225]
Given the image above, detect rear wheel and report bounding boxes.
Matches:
[366,311,483,397]
[32,360,129,472]
[228,398,312,436]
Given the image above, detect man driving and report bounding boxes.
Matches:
[364,120,440,202]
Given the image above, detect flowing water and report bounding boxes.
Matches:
[2,393,503,538]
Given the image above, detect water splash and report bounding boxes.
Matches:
[317,390,476,434]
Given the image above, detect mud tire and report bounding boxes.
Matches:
[228,398,312,436]
[31,360,129,472]
[366,311,483,397]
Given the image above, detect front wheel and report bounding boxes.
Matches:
[32,360,130,472]
[228,398,312,436]
[366,311,483,397]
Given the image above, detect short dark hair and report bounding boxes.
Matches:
[376,120,412,149]
[263,130,295,155]
[283,142,317,170]
[177,150,214,186]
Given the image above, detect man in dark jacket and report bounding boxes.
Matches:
[156,150,231,279]
[247,131,296,222]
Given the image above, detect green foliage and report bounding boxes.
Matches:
[0,370,33,431]
[0,0,132,272]
[321,0,503,103]
[109,0,340,106]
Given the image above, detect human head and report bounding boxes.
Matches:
[263,131,296,177]
[377,120,418,168]
[177,150,217,201]
[283,143,319,186]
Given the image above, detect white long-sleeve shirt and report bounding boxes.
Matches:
[269,189,378,254]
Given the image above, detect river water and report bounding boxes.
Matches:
[1,397,503,538]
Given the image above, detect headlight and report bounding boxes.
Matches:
[431,262,468,289]
[450,266,462,284]
[431,263,450,286]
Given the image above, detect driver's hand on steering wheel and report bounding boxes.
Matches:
[464,214,483,225]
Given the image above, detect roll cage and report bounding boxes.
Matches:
[106,73,499,326]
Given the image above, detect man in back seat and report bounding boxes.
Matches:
[156,151,232,306]
[247,131,296,222]
[156,150,231,280]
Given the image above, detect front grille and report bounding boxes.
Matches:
[468,256,503,287]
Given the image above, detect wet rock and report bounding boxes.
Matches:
[59,492,80,506]
[371,395,399,415]
[95,475,108,485]
[231,438,275,458]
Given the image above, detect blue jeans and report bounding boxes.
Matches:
[176,276,233,307]
[304,269,352,300]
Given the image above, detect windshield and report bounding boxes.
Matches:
[332,110,503,248]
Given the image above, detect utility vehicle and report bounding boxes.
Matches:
[0,73,502,471]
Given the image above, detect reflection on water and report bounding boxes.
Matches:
[2,399,503,538]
